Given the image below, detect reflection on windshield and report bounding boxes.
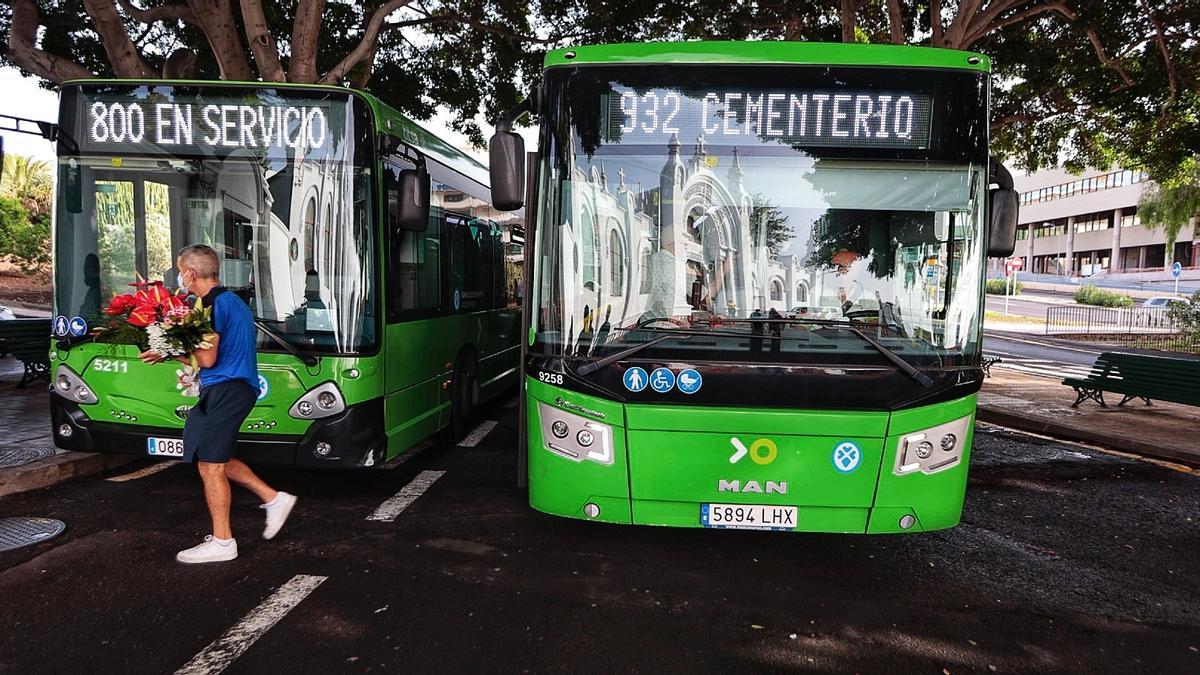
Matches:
[56,90,375,354]
[535,138,985,365]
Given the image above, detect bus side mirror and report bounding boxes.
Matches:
[987,158,1019,258]
[395,166,430,233]
[489,131,525,211]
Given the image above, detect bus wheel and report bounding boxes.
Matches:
[445,355,477,443]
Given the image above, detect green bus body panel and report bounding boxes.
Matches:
[544,41,990,73]
[526,377,977,534]
[56,343,382,439]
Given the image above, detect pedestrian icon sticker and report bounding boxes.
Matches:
[623,367,648,392]
[832,441,861,473]
[676,369,702,394]
[53,316,69,337]
[69,316,88,337]
[650,367,675,393]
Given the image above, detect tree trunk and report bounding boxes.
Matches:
[839,0,856,42]
[83,0,157,78]
[320,0,412,85]
[186,0,253,81]
[239,0,286,82]
[931,0,943,46]
[886,0,904,44]
[290,0,327,83]
[943,0,984,49]
[5,0,94,83]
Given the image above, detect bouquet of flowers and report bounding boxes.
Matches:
[96,275,216,396]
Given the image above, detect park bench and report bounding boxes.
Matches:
[1063,351,1200,409]
[981,355,1002,377]
[0,318,52,387]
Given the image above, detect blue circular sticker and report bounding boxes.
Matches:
[53,316,70,337]
[649,367,675,393]
[676,369,703,394]
[69,316,88,337]
[623,367,648,392]
[832,440,862,473]
[453,288,462,311]
[257,373,270,400]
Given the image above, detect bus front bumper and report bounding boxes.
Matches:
[50,393,387,468]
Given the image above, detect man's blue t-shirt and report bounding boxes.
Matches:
[199,287,258,390]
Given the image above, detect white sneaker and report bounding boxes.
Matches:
[176,535,238,564]
[262,492,297,540]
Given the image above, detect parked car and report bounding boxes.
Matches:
[1142,296,1185,308]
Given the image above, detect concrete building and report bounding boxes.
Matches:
[1004,167,1198,277]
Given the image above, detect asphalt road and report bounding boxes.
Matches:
[983,294,1065,320]
[1,400,1198,674]
[982,332,1103,379]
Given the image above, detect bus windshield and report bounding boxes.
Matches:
[533,65,989,368]
[54,84,377,354]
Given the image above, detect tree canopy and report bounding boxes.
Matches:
[0,1,1196,179]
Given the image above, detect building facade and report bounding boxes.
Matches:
[1005,166,1198,276]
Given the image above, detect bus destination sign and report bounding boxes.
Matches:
[80,92,333,155]
[608,86,933,150]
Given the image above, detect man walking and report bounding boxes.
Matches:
[141,244,297,564]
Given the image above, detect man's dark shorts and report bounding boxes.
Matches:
[183,380,257,464]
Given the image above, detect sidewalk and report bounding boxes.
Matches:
[977,368,1200,467]
[0,359,134,498]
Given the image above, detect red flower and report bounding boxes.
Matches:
[127,305,156,327]
[105,293,137,316]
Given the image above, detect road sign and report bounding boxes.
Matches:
[1172,261,1182,278]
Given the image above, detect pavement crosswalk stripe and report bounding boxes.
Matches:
[380,440,433,470]
[995,362,1088,380]
[458,420,498,448]
[105,461,179,482]
[366,470,445,522]
[174,574,327,675]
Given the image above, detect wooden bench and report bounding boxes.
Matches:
[0,318,51,387]
[1063,351,1200,409]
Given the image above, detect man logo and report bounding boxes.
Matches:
[174,405,192,420]
[718,479,789,495]
[728,437,778,465]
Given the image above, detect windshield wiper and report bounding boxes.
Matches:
[254,319,319,367]
[710,317,933,388]
[575,332,692,376]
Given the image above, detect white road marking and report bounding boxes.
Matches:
[380,440,433,470]
[174,574,327,675]
[366,470,446,522]
[106,461,179,482]
[458,420,498,447]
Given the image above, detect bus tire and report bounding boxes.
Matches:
[444,352,477,443]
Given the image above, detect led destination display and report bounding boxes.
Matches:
[74,88,346,158]
[608,86,933,150]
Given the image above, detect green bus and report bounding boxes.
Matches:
[48,80,522,468]
[489,42,1019,533]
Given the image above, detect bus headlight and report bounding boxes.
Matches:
[536,401,613,465]
[289,382,346,420]
[53,365,97,404]
[894,414,972,476]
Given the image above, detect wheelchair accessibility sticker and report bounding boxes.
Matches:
[257,374,270,400]
[832,441,861,473]
[649,367,675,393]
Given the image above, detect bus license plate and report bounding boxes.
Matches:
[701,503,797,531]
[147,437,184,457]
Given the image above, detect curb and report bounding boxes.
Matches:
[976,404,1200,468]
[0,451,139,498]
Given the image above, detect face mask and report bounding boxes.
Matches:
[177,272,187,292]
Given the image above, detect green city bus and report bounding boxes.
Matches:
[48,80,522,468]
[489,42,1019,533]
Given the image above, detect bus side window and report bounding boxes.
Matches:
[386,162,440,321]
